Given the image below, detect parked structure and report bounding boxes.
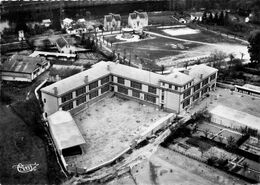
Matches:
[41,61,217,117]
[210,105,260,134]
[128,11,148,30]
[104,13,121,31]
[1,54,50,82]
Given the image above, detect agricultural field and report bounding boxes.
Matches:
[104,25,249,70]
[66,96,169,170]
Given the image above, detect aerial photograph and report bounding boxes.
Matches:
[0,0,260,184]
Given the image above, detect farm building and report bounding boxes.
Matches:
[128,11,148,30]
[104,13,121,31]
[1,54,50,82]
[48,111,85,158]
[210,105,260,134]
[41,61,217,117]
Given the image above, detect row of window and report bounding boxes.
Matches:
[61,76,110,103]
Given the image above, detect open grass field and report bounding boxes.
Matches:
[0,103,49,184]
[66,96,169,169]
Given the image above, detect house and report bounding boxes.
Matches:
[42,19,51,27]
[190,12,203,21]
[62,18,73,29]
[41,61,217,118]
[210,105,260,134]
[128,11,148,30]
[55,37,76,54]
[1,54,50,82]
[104,13,121,31]
[179,18,187,24]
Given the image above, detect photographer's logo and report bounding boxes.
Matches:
[12,163,39,173]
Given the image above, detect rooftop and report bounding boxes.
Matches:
[187,64,218,84]
[129,11,148,20]
[41,62,217,96]
[242,84,260,92]
[56,37,68,49]
[48,111,85,150]
[210,105,260,131]
[1,54,47,74]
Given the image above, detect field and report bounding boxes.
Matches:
[0,104,49,184]
[104,25,249,70]
[65,96,169,169]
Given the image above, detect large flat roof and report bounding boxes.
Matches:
[210,105,260,131]
[48,111,85,150]
[41,61,217,96]
[187,64,218,84]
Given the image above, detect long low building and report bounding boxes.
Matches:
[210,105,260,134]
[41,61,218,118]
[1,54,50,82]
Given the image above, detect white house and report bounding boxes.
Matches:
[42,19,51,27]
[62,18,73,29]
[55,37,76,54]
[1,54,50,82]
[41,61,217,117]
[128,11,148,31]
[104,13,121,31]
[190,12,203,21]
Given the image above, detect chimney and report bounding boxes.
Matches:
[53,87,58,95]
[84,75,88,83]
[200,74,203,79]
[183,69,189,75]
[107,64,110,71]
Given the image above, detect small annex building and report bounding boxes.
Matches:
[55,37,76,54]
[1,54,50,82]
[48,110,85,157]
[210,105,260,134]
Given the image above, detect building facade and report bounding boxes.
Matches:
[128,11,148,30]
[104,13,121,31]
[1,54,50,82]
[41,62,217,118]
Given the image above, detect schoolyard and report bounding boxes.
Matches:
[66,96,169,169]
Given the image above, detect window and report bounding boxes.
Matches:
[89,81,98,90]
[132,90,140,98]
[210,73,216,81]
[169,84,172,89]
[175,86,178,91]
[131,81,142,90]
[118,85,128,95]
[202,87,208,95]
[76,87,86,96]
[61,93,72,103]
[43,99,46,103]
[182,98,190,108]
[101,84,109,94]
[89,90,98,99]
[62,102,73,111]
[202,78,209,86]
[148,86,157,94]
[183,89,191,99]
[194,83,201,92]
[117,77,125,84]
[144,94,156,103]
[76,96,86,106]
[193,93,200,101]
[101,76,109,85]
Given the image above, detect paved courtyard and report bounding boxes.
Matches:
[65,96,169,169]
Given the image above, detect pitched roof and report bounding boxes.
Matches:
[56,37,68,49]
[2,55,47,74]
[105,15,113,22]
[48,111,85,150]
[114,14,121,21]
[129,11,147,20]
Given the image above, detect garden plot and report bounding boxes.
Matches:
[65,96,169,169]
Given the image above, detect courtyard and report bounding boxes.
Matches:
[65,96,169,169]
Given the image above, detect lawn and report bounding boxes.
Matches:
[66,96,169,170]
[0,104,49,184]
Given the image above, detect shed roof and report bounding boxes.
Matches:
[2,55,47,74]
[48,111,85,150]
[210,105,260,131]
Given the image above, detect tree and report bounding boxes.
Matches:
[227,136,237,148]
[161,65,165,75]
[248,30,260,63]
[242,162,249,175]
[203,128,210,138]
